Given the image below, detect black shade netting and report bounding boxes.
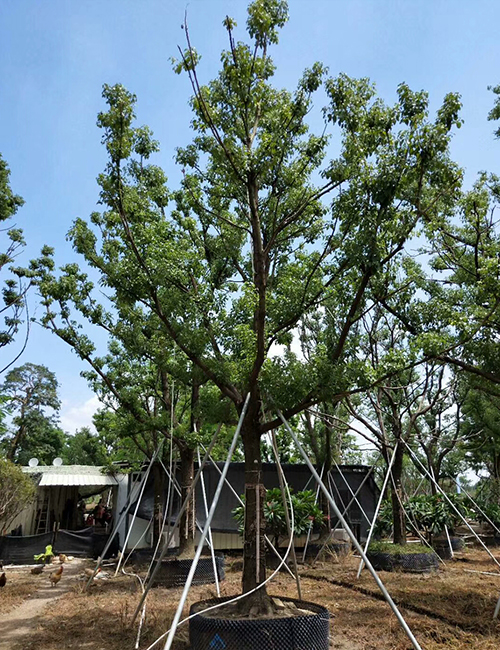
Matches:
[53,528,119,559]
[53,528,93,556]
[154,556,225,588]
[127,462,379,542]
[0,532,54,564]
[189,596,330,650]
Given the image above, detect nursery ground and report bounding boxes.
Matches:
[4,547,500,649]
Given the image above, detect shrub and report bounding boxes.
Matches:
[233,487,324,548]
[0,456,36,533]
[368,541,434,555]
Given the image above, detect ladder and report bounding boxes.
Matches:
[36,493,50,534]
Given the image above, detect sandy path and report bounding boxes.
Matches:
[0,559,84,649]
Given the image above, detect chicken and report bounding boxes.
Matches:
[84,567,101,578]
[58,554,67,564]
[49,565,63,587]
[0,572,6,587]
[31,565,44,575]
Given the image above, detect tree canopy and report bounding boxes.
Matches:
[35,0,466,604]
[0,363,65,465]
[0,153,26,370]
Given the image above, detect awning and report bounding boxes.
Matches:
[23,464,119,488]
[38,473,117,487]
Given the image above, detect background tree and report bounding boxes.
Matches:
[0,363,64,464]
[0,456,36,534]
[33,298,230,552]
[345,313,449,545]
[461,389,500,479]
[63,426,109,465]
[413,367,468,492]
[0,153,28,372]
[36,0,462,609]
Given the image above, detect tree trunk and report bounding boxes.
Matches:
[321,417,333,532]
[391,443,406,545]
[152,461,165,547]
[178,445,195,558]
[7,418,25,461]
[240,399,271,614]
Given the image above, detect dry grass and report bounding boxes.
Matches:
[0,566,45,613]
[303,546,500,649]
[8,547,500,649]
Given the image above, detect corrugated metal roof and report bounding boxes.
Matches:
[22,464,118,487]
[39,473,117,486]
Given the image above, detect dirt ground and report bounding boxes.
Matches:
[3,547,500,649]
[0,559,84,650]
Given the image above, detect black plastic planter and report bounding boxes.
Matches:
[189,596,330,650]
[433,543,452,560]
[433,536,465,559]
[450,536,465,551]
[154,556,225,588]
[366,550,439,573]
[305,540,350,560]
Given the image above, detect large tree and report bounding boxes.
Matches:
[344,311,453,545]
[0,363,65,464]
[0,153,27,371]
[36,1,462,609]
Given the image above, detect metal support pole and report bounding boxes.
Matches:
[271,429,302,599]
[130,422,224,624]
[451,477,500,536]
[84,450,158,591]
[309,463,378,564]
[162,395,250,650]
[357,444,398,578]
[197,447,220,597]
[277,410,423,650]
[333,459,373,527]
[402,441,500,572]
[404,438,500,620]
[115,458,156,576]
[333,463,377,529]
[201,445,297,580]
[142,452,179,583]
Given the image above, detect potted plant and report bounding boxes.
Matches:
[233,487,324,564]
[367,540,439,573]
[409,494,469,558]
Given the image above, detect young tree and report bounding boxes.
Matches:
[344,312,454,545]
[36,1,462,608]
[413,368,468,492]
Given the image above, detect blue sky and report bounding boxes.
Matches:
[1,0,500,433]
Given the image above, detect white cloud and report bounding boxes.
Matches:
[60,395,102,434]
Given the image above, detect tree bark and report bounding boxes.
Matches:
[178,445,195,558]
[240,397,270,613]
[152,461,165,547]
[7,404,26,461]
